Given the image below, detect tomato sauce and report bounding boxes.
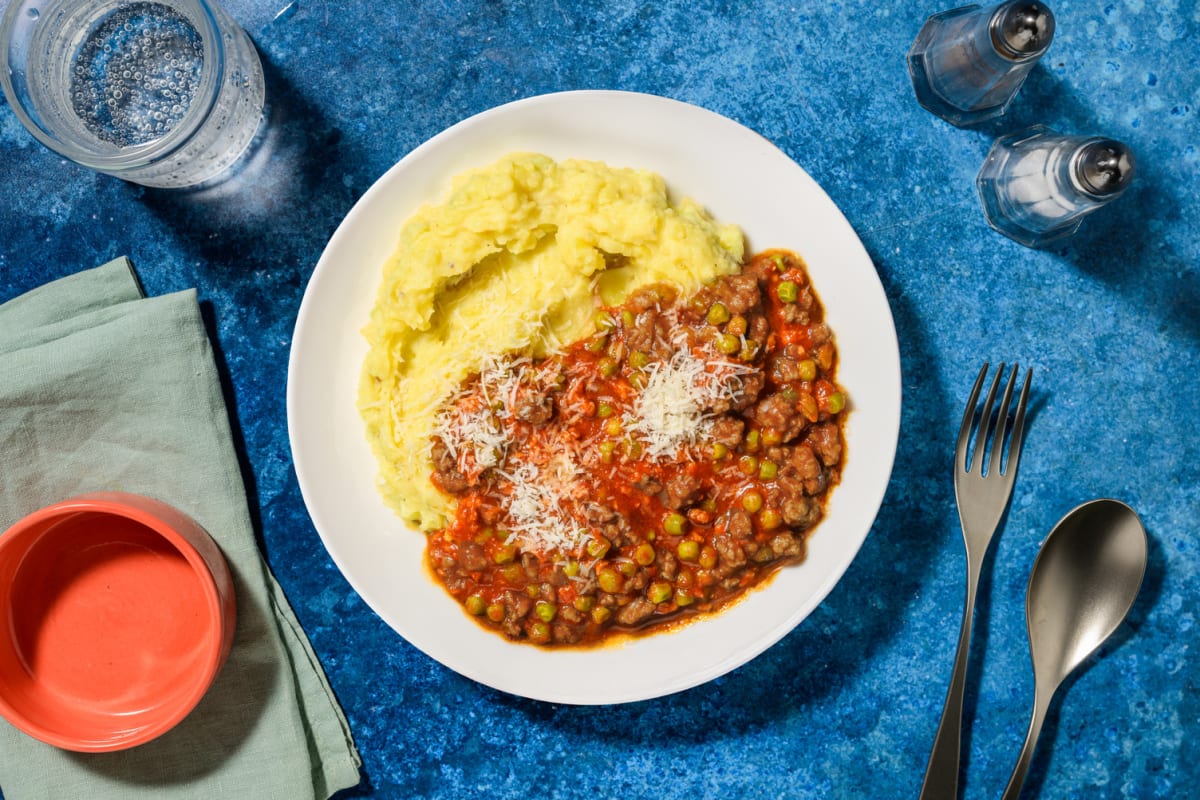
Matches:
[426,250,847,646]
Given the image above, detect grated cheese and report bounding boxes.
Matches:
[623,338,751,459]
[432,354,524,476]
[495,457,589,556]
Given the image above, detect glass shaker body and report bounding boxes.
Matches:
[977,125,1136,247]
[908,2,1055,126]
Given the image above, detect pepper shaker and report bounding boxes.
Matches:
[908,1,1055,126]
[976,125,1135,247]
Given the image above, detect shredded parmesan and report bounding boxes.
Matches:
[495,457,589,556]
[432,354,524,475]
[623,339,751,459]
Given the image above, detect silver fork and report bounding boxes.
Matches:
[919,362,1032,800]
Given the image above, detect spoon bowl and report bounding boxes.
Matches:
[1001,498,1147,799]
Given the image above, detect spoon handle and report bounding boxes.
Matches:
[918,576,977,799]
[1000,686,1051,800]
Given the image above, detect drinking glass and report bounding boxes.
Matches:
[1,0,265,188]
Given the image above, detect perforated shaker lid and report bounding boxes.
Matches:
[1075,139,1136,197]
[992,2,1056,59]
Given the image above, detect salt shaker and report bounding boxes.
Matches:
[976,125,1135,247]
[908,1,1055,126]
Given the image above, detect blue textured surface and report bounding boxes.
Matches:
[2,1,1197,798]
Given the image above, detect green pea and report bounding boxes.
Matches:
[621,309,636,328]
[535,600,557,623]
[826,391,847,414]
[741,490,764,513]
[739,455,759,476]
[486,602,505,622]
[493,544,518,565]
[573,595,594,612]
[598,439,617,463]
[598,568,624,593]
[711,442,729,460]
[760,508,783,530]
[798,359,818,381]
[777,281,799,303]
[598,356,619,377]
[634,542,657,566]
[715,333,740,354]
[587,536,611,559]
[604,417,623,437]
[674,588,695,607]
[563,559,580,578]
[706,302,731,325]
[629,350,650,369]
[759,460,778,480]
[597,402,614,418]
[591,606,612,624]
[727,315,748,337]
[663,512,687,536]
[677,539,700,562]
[648,581,673,604]
[529,621,551,642]
[699,545,718,570]
[465,595,486,616]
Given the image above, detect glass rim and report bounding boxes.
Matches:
[0,0,228,172]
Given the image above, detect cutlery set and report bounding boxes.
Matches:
[918,363,1147,799]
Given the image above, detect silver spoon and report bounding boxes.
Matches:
[1001,498,1147,799]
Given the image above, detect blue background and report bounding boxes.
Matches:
[2,1,1197,798]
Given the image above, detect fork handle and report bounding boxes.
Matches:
[918,576,978,800]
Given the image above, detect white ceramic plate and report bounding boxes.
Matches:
[287,90,901,705]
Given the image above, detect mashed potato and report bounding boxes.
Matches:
[359,152,745,530]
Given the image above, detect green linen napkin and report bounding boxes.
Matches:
[0,258,361,800]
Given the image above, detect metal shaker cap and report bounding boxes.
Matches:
[1075,139,1135,197]
[992,2,1056,60]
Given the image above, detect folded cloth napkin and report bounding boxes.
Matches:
[0,258,361,800]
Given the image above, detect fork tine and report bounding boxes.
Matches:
[1004,367,1032,474]
[987,364,1020,478]
[967,363,1005,474]
[956,363,989,472]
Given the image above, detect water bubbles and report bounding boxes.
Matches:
[68,2,204,146]
[27,8,40,20]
